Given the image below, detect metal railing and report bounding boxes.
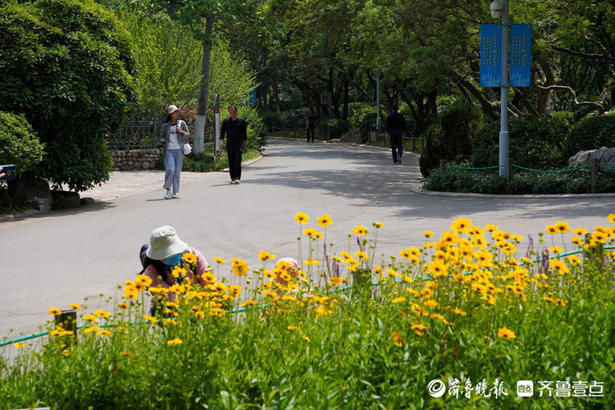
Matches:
[105,118,163,150]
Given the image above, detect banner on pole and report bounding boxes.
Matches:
[510,24,532,87]
[480,24,502,87]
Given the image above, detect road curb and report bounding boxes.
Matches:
[0,208,46,223]
[410,186,615,199]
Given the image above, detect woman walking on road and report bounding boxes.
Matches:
[160,105,190,199]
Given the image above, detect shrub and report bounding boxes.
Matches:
[0,0,136,191]
[327,118,349,139]
[419,100,482,177]
[0,112,44,172]
[564,113,615,160]
[348,102,377,138]
[424,167,615,194]
[239,106,267,152]
[280,108,308,129]
[260,111,282,131]
[472,115,571,169]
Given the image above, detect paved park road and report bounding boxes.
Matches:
[1,138,613,338]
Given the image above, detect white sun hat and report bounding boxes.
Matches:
[146,225,188,260]
[167,105,180,114]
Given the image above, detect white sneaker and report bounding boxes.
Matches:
[164,190,172,200]
[172,193,179,199]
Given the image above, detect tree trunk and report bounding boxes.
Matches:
[194,15,214,154]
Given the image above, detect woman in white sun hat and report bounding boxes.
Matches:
[139,225,210,304]
[160,105,190,199]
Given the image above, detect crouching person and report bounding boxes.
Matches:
[138,225,210,314]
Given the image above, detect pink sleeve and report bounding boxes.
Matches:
[144,265,171,290]
[189,247,209,286]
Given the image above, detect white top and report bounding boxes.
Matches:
[167,125,181,150]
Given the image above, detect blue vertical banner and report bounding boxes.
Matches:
[510,24,532,87]
[480,24,501,87]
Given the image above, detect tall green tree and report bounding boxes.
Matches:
[121,0,257,153]
[0,0,136,191]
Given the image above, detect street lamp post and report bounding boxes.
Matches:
[491,0,510,178]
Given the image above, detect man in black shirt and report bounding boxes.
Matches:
[220,105,248,184]
[385,105,407,164]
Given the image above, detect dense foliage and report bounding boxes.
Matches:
[0,112,45,173]
[0,0,136,191]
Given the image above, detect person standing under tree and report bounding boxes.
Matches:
[306,108,318,143]
[385,105,406,164]
[220,105,248,184]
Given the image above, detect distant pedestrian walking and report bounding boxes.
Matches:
[306,108,318,142]
[386,105,406,164]
[220,105,248,184]
[160,105,190,199]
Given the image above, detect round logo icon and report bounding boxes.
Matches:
[427,379,446,398]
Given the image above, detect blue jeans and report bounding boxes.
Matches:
[164,149,183,194]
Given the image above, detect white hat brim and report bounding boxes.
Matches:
[146,239,188,260]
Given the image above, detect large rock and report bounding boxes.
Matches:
[569,147,615,171]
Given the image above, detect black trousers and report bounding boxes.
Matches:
[306,126,315,142]
[390,134,403,162]
[227,146,243,180]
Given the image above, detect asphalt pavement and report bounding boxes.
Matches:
[1,138,613,339]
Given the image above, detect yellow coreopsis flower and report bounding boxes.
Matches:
[607,214,615,224]
[118,302,129,310]
[143,314,157,323]
[228,285,241,297]
[354,251,369,260]
[568,255,581,265]
[305,258,319,265]
[287,325,301,332]
[316,214,332,227]
[373,221,384,229]
[96,329,112,337]
[294,212,309,224]
[330,276,349,286]
[166,338,183,346]
[423,231,434,238]
[95,309,111,319]
[549,259,570,275]
[484,224,499,232]
[302,335,311,343]
[554,222,570,234]
[451,217,472,233]
[573,227,587,236]
[182,252,197,264]
[427,260,448,278]
[352,225,368,236]
[48,307,62,315]
[391,330,403,347]
[69,303,82,310]
[497,327,516,340]
[83,326,100,334]
[571,236,583,245]
[545,225,557,234]
[201,272,216,284]
[13,342,26,348]
[231,258,250,276]
[83,314,97,323]
[392,297,406,304]
[213,257,226,264]
[258,250,276,261]
[240,300,257,308]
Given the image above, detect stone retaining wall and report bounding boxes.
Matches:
[110,149,162,171]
